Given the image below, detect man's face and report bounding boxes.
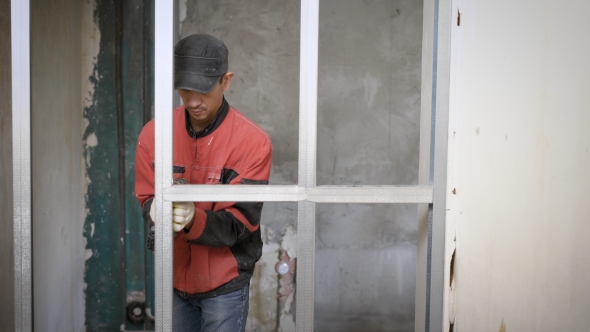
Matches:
[179,72,233,131]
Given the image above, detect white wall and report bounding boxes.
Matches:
[31,0,84,331]
[447,0,590,330]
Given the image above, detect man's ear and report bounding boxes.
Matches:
[222,72,234,91]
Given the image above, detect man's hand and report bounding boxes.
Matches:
[149,201,156,225]
[172,202,195,232]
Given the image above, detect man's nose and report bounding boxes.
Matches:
[187,92,203,107]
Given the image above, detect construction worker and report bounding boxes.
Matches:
[135,33,272,332]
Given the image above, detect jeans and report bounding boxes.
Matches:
[173,284,249,332]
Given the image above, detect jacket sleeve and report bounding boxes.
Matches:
[134,125,155,225]
[184,139,272,247]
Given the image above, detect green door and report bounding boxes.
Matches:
[83,0,155,330]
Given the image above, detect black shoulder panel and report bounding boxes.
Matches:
[220,168,239,184]
[241,179,269,185]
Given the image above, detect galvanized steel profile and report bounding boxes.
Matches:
[12,0,32,330]
[154,0,174,330]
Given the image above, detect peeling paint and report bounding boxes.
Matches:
[84,249,93,261]
[83,132,98,170]
[278,226,297,331]
[126,290,146,304]
[81,1,101,110]
[278,252,296,332]
[448,248,456,325]
[82,0,131,328]
[247,225,280,330]
[85,133,98,148]
[81,0,100,330]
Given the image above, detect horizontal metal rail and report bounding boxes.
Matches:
[163,185,433,203]
[309,186,433,203]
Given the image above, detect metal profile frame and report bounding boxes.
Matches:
[154,1,174,330]
[151,0,451,331]
[426,0,452,330]
[12,0,32,331]
[9,0,449,330]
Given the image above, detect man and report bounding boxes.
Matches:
[134,34,272,332]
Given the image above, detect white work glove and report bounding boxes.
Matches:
[149,201,156,225]
[172,202,195,232]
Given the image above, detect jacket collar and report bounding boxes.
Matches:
[184,97,229,139]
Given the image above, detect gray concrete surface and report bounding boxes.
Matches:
[180,0,422,330]
[31,0,85,330]
[0,0,14,330]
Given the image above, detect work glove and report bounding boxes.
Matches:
[149,201,156,225]
[172,202,195,232]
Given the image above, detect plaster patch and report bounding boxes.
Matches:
[278,293,296,332]
[265,226,276,242]
[281,225,297,259]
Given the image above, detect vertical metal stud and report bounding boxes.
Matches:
[11,0,32,331]
[426,0,452,330]
[296,0,319,331]
[298,0,319,189]
[296,200,316,331]
[154,0,174,330]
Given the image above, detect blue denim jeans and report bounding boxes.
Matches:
[173,284,249,332]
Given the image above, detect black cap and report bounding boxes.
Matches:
[174,34,229,93]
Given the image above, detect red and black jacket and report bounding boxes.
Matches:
[135,98,272,298]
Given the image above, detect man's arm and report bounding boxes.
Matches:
[135,126,156,226]
[183,140,272,247]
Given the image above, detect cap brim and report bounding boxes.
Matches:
[174,73,220,93]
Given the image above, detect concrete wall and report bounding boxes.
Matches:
[0,0,14,330]
[315,2,421,330]
[447,0,590,330]
[31,0,84,331]
[180,0,423,330]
